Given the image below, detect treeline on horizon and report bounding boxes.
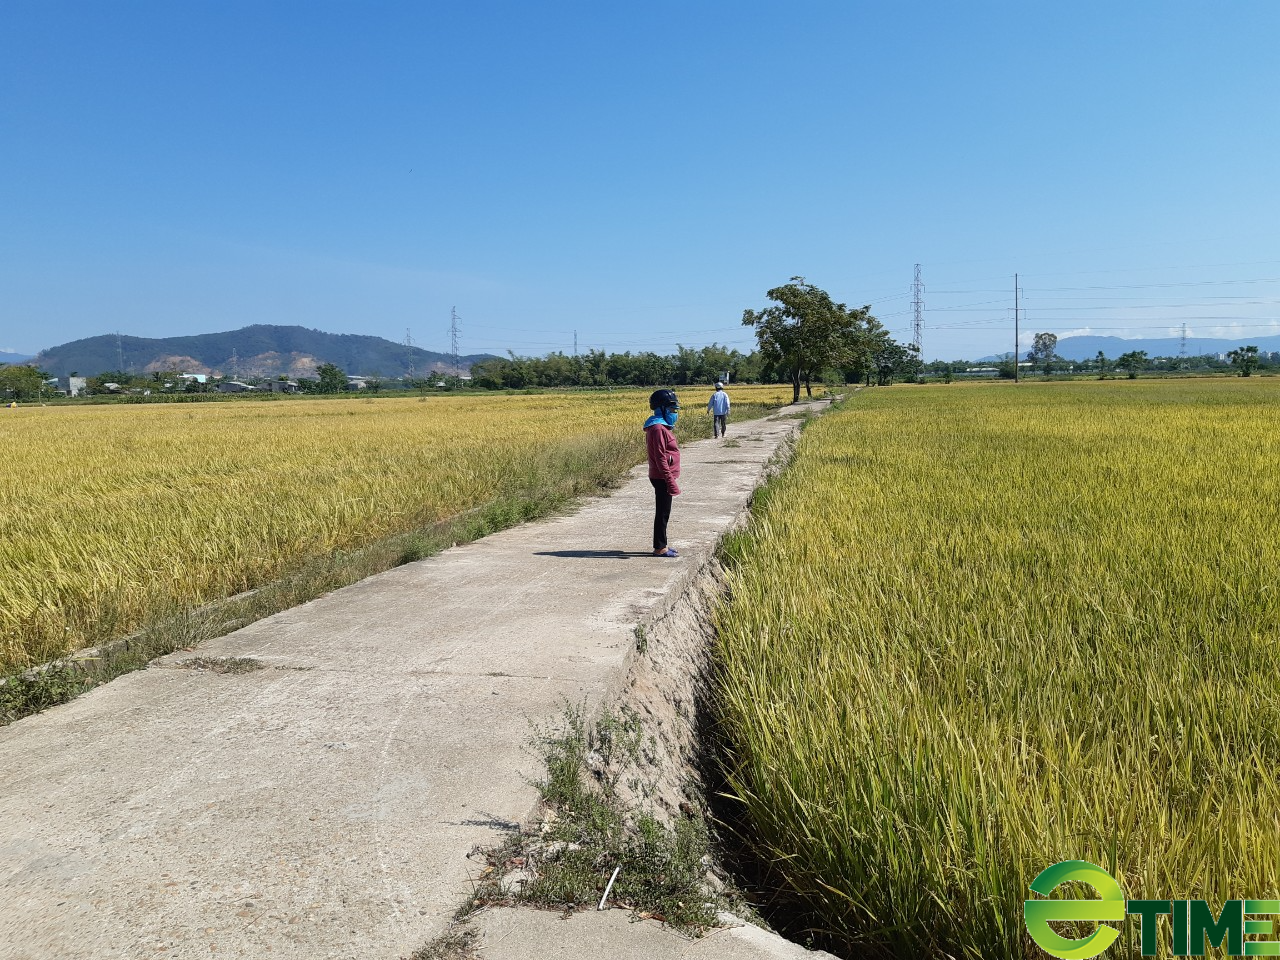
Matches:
[932,348,1279,379]
[471,344,769,389]
[6,341,1275,403]
[0,340,916,401]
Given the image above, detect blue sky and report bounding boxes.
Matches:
[2,1,1278,361]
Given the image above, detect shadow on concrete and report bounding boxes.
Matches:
[533,550,654,559]
[448,814,522,830]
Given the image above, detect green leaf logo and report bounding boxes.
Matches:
[1025,861,1126,959]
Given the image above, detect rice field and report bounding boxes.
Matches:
[714,378,1280,959]
[0,385,792,672]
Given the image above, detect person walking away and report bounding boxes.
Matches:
[707,381,731,438]
[645,389,681,557]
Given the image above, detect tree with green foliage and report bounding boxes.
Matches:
[743,277,888,403]
[1029,332,1058,375]
[0,365,48,401]
[316,362,346,393]
[1116,350,1148,379]
[1228,345,1259,377]
[870,339,920,386]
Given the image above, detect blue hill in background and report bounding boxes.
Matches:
[979,333,1280,363]
[29,325,496,379]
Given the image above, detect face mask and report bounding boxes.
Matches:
[664,410,678,426]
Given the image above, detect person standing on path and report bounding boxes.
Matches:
[645,389,681,558]
[707,381,731,438]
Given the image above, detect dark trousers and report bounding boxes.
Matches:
[713,414,728,437]
[650,479,672,551]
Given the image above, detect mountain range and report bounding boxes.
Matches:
[980,333,1280,363]
[26,326,496,379]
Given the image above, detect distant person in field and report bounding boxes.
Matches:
[645,389,681,558]
[707,381,731,438]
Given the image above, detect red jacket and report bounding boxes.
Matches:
[645,423,681,495]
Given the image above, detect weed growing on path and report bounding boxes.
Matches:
[456,704,718,934]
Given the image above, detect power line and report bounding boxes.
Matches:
[990,302,1280,311]
[1030,277,1280,292]
[927,318,1280,331]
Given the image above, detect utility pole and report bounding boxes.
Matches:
[449,307,461,376]
[911,264,925,365]
[1014,274,1020,383]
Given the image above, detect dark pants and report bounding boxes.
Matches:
[713,414,728,437]
[650,479,672,551]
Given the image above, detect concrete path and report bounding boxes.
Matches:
[0,404,830,960]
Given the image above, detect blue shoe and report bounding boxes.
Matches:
[654,547,679,557]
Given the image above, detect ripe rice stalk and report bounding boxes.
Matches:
[715,378,1280,958]
[0,386,792,671]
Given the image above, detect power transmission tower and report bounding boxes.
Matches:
[229,348,239,380]
[116,332,124,372]
[404,328,415,380]
[1179,322,1188,368]
[911,264,925,363]
[573,330,578,357]
[1014,274,1021,384]
[449,307,461,376]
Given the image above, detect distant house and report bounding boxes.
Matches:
[345,377,368,390]
[216,381,254,393]
[178,373,208,385]
[262,380,299,393]
[56,376,88,397]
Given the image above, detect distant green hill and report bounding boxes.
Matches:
[32,325,496,379]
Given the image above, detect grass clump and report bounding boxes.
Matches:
[464,704,718,933]
[0,662,92,723]
[174,656,266,674]
[409,927,479,960]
